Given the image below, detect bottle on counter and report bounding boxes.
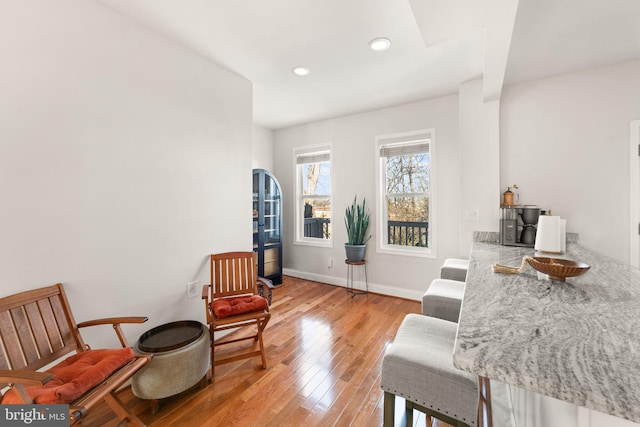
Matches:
[512,184,520,204]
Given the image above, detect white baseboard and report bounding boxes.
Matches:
[283,268,423,301]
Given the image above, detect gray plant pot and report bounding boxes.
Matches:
[345,244,366,262]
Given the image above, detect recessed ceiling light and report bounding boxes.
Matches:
[292,66,310,76]
[369,37,391,52]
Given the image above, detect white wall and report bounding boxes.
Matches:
[252,125,275,172]
[501,59,640,262]
[273,97,460,300]
[0,0,253,347]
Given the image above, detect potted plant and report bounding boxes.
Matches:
[344,196,371,262]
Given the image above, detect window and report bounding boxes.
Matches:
[376,130,434,256]
[295,146,332,245]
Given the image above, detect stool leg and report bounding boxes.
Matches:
[478,376,492,427]
[383,391,395,427]
[405,399,414,426]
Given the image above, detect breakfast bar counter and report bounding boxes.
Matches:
[453,234,640,424]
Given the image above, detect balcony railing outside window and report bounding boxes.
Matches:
[387,220,428,247]
[303,219,427,247]
[304,218,331,239]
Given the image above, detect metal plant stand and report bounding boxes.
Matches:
[345,259,368,297]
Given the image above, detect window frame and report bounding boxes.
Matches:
[375,129,436,258]
[294,144,333,248]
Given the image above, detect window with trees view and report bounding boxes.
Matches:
[295,147,331,244]
[377,131,433,255]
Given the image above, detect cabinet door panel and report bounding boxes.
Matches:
[253,169,283,284]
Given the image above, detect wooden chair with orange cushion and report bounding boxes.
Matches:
[202,251,272,377]
[0,283,152,426]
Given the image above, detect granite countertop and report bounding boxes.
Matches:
[453,237,640,423]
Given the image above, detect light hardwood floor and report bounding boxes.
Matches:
[82,276,453,427]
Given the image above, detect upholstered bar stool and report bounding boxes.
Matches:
[440,258,470,282]
[422,278,465,323]
[381,314,479,427]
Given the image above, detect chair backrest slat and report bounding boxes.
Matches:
[10,305,40,367]
[210,252,257,298]
[49,294,77,349]
[0,310,24,370]
[24,301,53,362]
[37,298,66,353]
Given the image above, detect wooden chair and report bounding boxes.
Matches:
[0,283,152,426]
[202,252,272,377]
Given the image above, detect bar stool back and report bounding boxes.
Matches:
[422,278,465,322]
[440,258,469,282]
[381,314,479,427]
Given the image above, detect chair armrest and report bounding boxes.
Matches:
[202,284,210,300]
[0,371,54,404]
[201,284,213,324]
[257,277,274,289]
[77,316,148,328]
[77,316,148,348]
[257,277,273,305]
[0,370,54,386]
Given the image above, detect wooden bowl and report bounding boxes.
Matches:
[526,257,590,281]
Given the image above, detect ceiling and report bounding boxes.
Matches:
[97,0,640,130]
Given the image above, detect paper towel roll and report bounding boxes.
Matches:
[535,216,564,254]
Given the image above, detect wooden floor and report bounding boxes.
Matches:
[81,276,453,427]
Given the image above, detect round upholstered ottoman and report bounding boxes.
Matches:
[132,321,209,413]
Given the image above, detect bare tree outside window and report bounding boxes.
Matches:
[382,142,430,248]
[305,163,320,194]
[297,149,331,241]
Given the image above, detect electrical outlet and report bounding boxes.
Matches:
[328,257,333,269]
[466,209,480,221]
[187,281,199,299]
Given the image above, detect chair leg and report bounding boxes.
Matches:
[103,391,145,427]
[405,399,414,426]
[208,318,269,377]
[209,327,215,378]
[257,322,267,369]
[383,391,395,427]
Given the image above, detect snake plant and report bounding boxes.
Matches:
[345,196,371,245]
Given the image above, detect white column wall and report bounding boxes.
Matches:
[459,79,502,257]
[252,125,275,172]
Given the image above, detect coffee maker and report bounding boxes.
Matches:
[500,206,541,247]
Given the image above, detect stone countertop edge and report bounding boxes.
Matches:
[454,237,640,424]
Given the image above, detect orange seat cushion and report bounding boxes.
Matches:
[211,295,268,318]
[1,348,135,404]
